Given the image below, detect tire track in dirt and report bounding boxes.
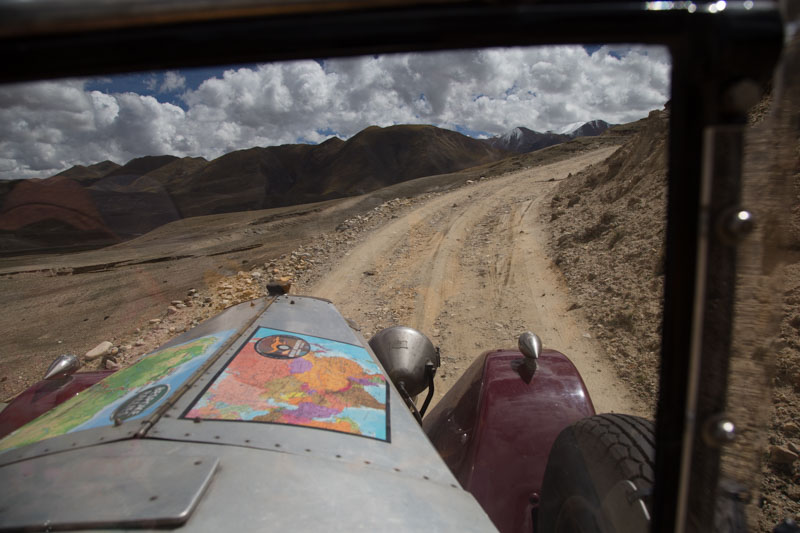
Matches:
[312,147,647,416]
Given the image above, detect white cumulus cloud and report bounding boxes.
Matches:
[160,71,186,93]
[0,45,670,180]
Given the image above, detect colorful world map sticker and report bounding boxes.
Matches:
[0,331,236,453]
[184,327,389,441]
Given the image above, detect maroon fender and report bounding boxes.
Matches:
[0,371,114,439]
[423,349,595,533]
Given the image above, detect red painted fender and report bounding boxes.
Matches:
[0,371,114,439]
[423,349,595,533]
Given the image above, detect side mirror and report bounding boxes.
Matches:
[43,354,81,380]
[369,326,440,422]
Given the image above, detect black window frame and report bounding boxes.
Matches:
[0,2,785,530]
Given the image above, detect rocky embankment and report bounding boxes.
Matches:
[543,110,667,408]
[541,106,800,529]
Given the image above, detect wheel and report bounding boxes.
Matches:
[537,414,655,533]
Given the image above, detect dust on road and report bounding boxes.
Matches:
[311,147,646,415]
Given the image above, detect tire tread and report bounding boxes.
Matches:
[573,414,655,488]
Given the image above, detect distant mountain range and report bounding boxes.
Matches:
[0,120,613,253]
[0,125,509,252]
[483,120,613,153]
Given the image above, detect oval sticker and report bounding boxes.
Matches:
[112,384,170,422]
[254,334,311,359]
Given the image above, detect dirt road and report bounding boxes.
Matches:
[311,147,646,415]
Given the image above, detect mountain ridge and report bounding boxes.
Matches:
[0,124,510,252]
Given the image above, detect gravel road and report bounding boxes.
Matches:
[311,147,645,415]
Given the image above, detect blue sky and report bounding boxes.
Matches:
[85,65,251,110]
[0,45,670,180]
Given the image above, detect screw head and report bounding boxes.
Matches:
[703,415,736,447]
[719,208,755,244]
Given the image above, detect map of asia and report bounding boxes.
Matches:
[184,327,389,441]
[0,331,235,452]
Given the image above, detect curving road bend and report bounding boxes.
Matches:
[311,147,646,415]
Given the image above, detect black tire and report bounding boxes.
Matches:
[537,414,655,533]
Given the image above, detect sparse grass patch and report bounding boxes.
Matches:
[606,311,636,333]
[599,211,615,226]
[556,233,572,247]
[608,229,624,249]
[576,211,616,243]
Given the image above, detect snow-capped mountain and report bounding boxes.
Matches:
[483,127,569,153]
[562,119,613,138]
[485,120,614,153]
[556,121,587,135]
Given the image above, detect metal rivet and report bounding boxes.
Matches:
[245,439,251,443]
[184,433,191,437]
[719,208,755,244]
[703,415,736,447]
[214,435,220,440]
[274,443,281,448]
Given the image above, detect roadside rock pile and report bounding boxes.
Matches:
[83,194,433,370]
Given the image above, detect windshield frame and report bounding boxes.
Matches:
[0,2,785,531]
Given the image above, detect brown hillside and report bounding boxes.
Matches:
[165,124,507,217]
[54,160,121,184]
[102,155,178,179]
[130,156,209,192]
[321,124,506,195]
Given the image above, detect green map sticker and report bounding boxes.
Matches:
[0,331,234,452]
[185,327,389,441]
